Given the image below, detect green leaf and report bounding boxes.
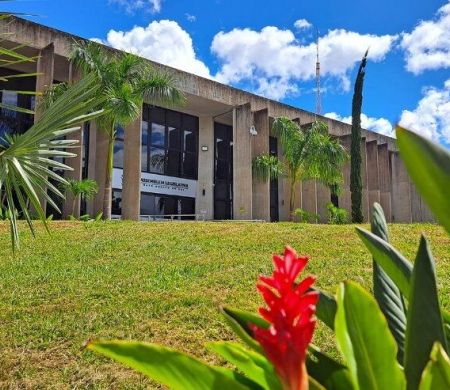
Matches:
[88,340,259,390]
[307,345,355,390]
[207,341,282,390]
[370,203,407,363]
[221,307,268,353]
[396,126,450,235]
[356,227,412,297]
[335,281,406,390]
[419,343,450,390]
[313,288,337,330]
[404,236,448,390]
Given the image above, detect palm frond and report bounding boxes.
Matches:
[0,73,104,251]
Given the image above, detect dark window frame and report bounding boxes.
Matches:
[142,105,199,180]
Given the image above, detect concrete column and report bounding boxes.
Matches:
[233,103,253,220]
[34,43,55,214]
[316,183,330,223]
[62,64,83,219]
[34,43,54,123]
[338,135,351,214]
[410,180,422,222]
[420,198,435,222]
[86,122,98,216]
[278,137,291,221]
[377,144,392,222]
[122,111,143,220]
[93,123,108,216]
[391,152,412,223]
[196,116,214,220]
[251,109,270,221]
[361,138,370,222]
[366,140,380,215]
[302,180,317,219]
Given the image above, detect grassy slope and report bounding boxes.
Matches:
[0,221,449,389]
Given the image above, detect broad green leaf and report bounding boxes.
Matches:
[312,288,337,330]
[404,236,448,390]
[207,341,282,390]
[309,376,326,390]
[370,202,407,363]
[356,227,412,297]
[335,281,406,390]
[396,126,450,235]
[88,340,258,390]
[307,344,355,390]
[221,307,268,353]
[419,343,450,390]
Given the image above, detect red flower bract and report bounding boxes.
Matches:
[251,246,318,390]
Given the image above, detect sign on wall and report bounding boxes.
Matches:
[113,168,197,198]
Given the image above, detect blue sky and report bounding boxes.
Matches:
[8,0,450,146]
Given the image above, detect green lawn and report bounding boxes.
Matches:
[0,221,449,389]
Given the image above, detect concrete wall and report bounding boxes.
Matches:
[251,109,270,221]
[122,112,142,220]
[378,143,392,222]
[233,103,253,219]
[366,140,380,218]
[196,116,214,219]
[391,152,412,223]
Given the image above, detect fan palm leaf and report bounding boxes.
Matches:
[0,73,105,250]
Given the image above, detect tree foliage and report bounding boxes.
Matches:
[350,49,368,223]
[70,41,185,219]
[270,118,348,219]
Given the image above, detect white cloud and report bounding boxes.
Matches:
[101,20,212,78]
[110,0,163,14]
[211,26,397,100]
[185,13,196,22]
[400,1,450,74]
[399,79,450,145]
[294,19,312,30]
[325,112,395,137]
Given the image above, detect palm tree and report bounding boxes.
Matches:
[0,72,104,250]
[70,41,185,219]
[61,178,98,217]
[253,118,348,220]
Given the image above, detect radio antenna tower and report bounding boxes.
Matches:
[315,29,321,117]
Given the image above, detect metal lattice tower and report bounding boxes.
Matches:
[315,29,321,116]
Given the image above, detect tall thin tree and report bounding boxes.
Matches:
[350,49,369,223]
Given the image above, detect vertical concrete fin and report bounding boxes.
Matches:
[366,140,381,216]
[377,143,392,222]
[391,151,412,223]
[196,116,214,220]
[233,103,253,220]
[122,109,143,220]
[251,108,270,221]
[63,64,83,218]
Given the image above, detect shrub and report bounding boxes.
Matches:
[293,208,320,223]
[326,203,349,224]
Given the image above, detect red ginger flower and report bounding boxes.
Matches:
[251,246,318,390]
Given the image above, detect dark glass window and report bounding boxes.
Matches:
[112,190,122,216]
[269,136,279,222]
[113,125,124,169]
[140,193,195,220]
[141,105,199,180]
[151,123,165,146]
[141,121,149,172]
[0,68,35,140]
[214,122,233,220]
[149,147,165,174]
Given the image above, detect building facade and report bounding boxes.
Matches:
[0,17,434,223]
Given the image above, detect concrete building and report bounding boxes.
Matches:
[0,17,433,223]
